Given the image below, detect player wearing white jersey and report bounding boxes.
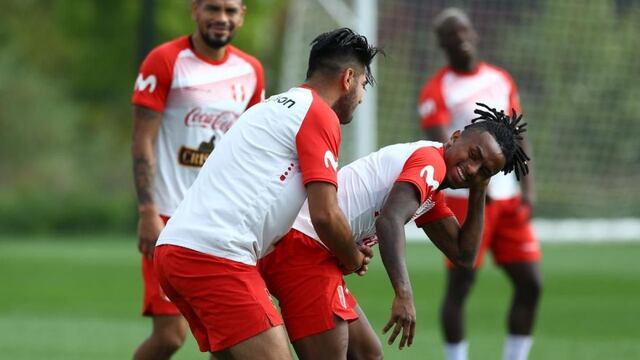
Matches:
[154,28,382,359]
[418,9,541,360]
[258,103,531,359]
[131,1,263,359]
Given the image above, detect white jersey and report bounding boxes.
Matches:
[418,62,521,200]
[292,141,454,245]
[132,36,265,216]
[157,86,342,265]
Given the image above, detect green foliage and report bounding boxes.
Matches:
[0,0,288,234]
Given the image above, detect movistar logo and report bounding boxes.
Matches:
[324,150,338,170]
[135,73,157,93]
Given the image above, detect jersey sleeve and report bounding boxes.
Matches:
[417,73,449,129]
[414,191,454,227]
[131,46,175,113]
[499,68,522,114]
[295,99,341,187]
[395,147,447,203]
[246,58,265,108]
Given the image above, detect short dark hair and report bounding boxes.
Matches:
[464,103,530,180]
[306,28,383,85]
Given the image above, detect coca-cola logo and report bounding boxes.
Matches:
[184,107,239,132]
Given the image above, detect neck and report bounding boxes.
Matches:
[191,33,227,61]
[303,77,342,106]
[450,58,479,73]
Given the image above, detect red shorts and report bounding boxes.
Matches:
[445,196,540,268]
[154,245,283,352]
[141,215,180,316]
[258,229,359,342]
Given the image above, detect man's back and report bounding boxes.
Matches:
[293,140,450,244]
[158,86,341,265]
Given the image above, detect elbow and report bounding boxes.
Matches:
[310,208,338,231]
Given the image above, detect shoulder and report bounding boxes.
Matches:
[484,63,517,84]
[145,36,190,63]
[228,45,263,71]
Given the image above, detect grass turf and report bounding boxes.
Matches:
[0,235,639,359]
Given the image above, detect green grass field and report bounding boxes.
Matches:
[1,235,639,359]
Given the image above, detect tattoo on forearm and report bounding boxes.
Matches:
[133,156,154,204]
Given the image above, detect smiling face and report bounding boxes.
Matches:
[192,0,245,49]
[443,129,506,189]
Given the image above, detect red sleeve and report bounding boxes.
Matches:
[498,67,522,114]
[295,97,341,187]
[414,191,454,227]
[418,69,449,129]
[395,146,447,203]
[231,46,266,109]
[131,42,179,113]
[247,59,265,108]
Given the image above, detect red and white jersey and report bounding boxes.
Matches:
[157,86,341,266]
[131,36,265,216]
[418,62,521,200]
[292,141,454,245]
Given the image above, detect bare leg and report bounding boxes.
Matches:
[291,315,349,360]
[213,325,292,360]
[440,267,477,343]
[501,262,542,335]
[133,315,188,360]
[347,306,383,360]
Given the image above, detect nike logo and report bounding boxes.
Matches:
[420,165,440,189]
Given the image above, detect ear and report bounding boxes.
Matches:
[340,68,355,92]
[445,130,461,148]
[237,4,247,27]
[450,130,461,142]
[191,0,198,21]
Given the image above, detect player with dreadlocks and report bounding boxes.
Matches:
[258,102,529,359]
[418,7,541,360]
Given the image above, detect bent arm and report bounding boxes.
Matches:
[422,185,487,269]
[306,182,363,273]
[376,182,421,298]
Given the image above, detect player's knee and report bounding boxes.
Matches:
[361,340,384,360]
[152,327,187,354]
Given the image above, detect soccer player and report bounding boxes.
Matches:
[258,104,531,359]
[417,8,542,360]
[153,28,381,359]
[130,1,264,358]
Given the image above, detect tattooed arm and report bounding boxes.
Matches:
[132,105,163,259]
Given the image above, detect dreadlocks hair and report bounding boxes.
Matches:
[306,28,383,86]
[464,102,530,180]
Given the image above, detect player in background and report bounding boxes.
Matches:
[131,0,264,358]
[259,104,530,359]
[154,28,381,359]
[417,8,542,360]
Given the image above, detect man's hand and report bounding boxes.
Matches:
[341,246,372,276]
[137,210,164,259]
[382,294,416,349]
